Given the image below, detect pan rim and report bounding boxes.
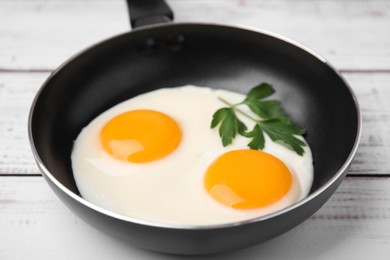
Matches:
[28,22,362,230]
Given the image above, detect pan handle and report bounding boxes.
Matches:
[126,0,174,28]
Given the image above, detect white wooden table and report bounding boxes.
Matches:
[1,0,390,259]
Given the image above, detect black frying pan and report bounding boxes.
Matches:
[28,0,361,255]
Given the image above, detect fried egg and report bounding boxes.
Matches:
[71,86,313,225]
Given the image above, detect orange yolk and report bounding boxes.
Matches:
[100,109,182,163]
[204,149,292,209]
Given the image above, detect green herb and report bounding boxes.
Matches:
[211,83,306,156]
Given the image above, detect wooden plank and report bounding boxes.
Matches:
[0,0,129,71]
[0,176,389,259]
[1,72,390,175]
[344,73,390,174]
[0,0,389,71]
[0,72,49,174]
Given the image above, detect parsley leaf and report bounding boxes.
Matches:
[258,118,306,155]
[245,83,275,100]
[211,107,247,146]
[244,83,289,120]
[247,125,265,150]
[211,83,306,156]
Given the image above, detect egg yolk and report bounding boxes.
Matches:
[100,109,182,163]
[204,149,292,209]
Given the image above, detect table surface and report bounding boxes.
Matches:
[1,0,390,259]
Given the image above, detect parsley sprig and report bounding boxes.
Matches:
[211,83,306,156]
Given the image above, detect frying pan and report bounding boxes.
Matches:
[28,0,361,255]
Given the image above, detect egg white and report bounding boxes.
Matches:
[71,86,313,225]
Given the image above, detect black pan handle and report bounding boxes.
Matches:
[126,0,174,28]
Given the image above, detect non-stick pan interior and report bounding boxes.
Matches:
[31,24,359,198]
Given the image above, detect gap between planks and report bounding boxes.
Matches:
[0,173,41,177]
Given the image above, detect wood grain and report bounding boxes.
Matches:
[345,72,390,174]
[0,72,48,174]
[1,72,389,175]
[0,176,389,259]
[0,0,389,71]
